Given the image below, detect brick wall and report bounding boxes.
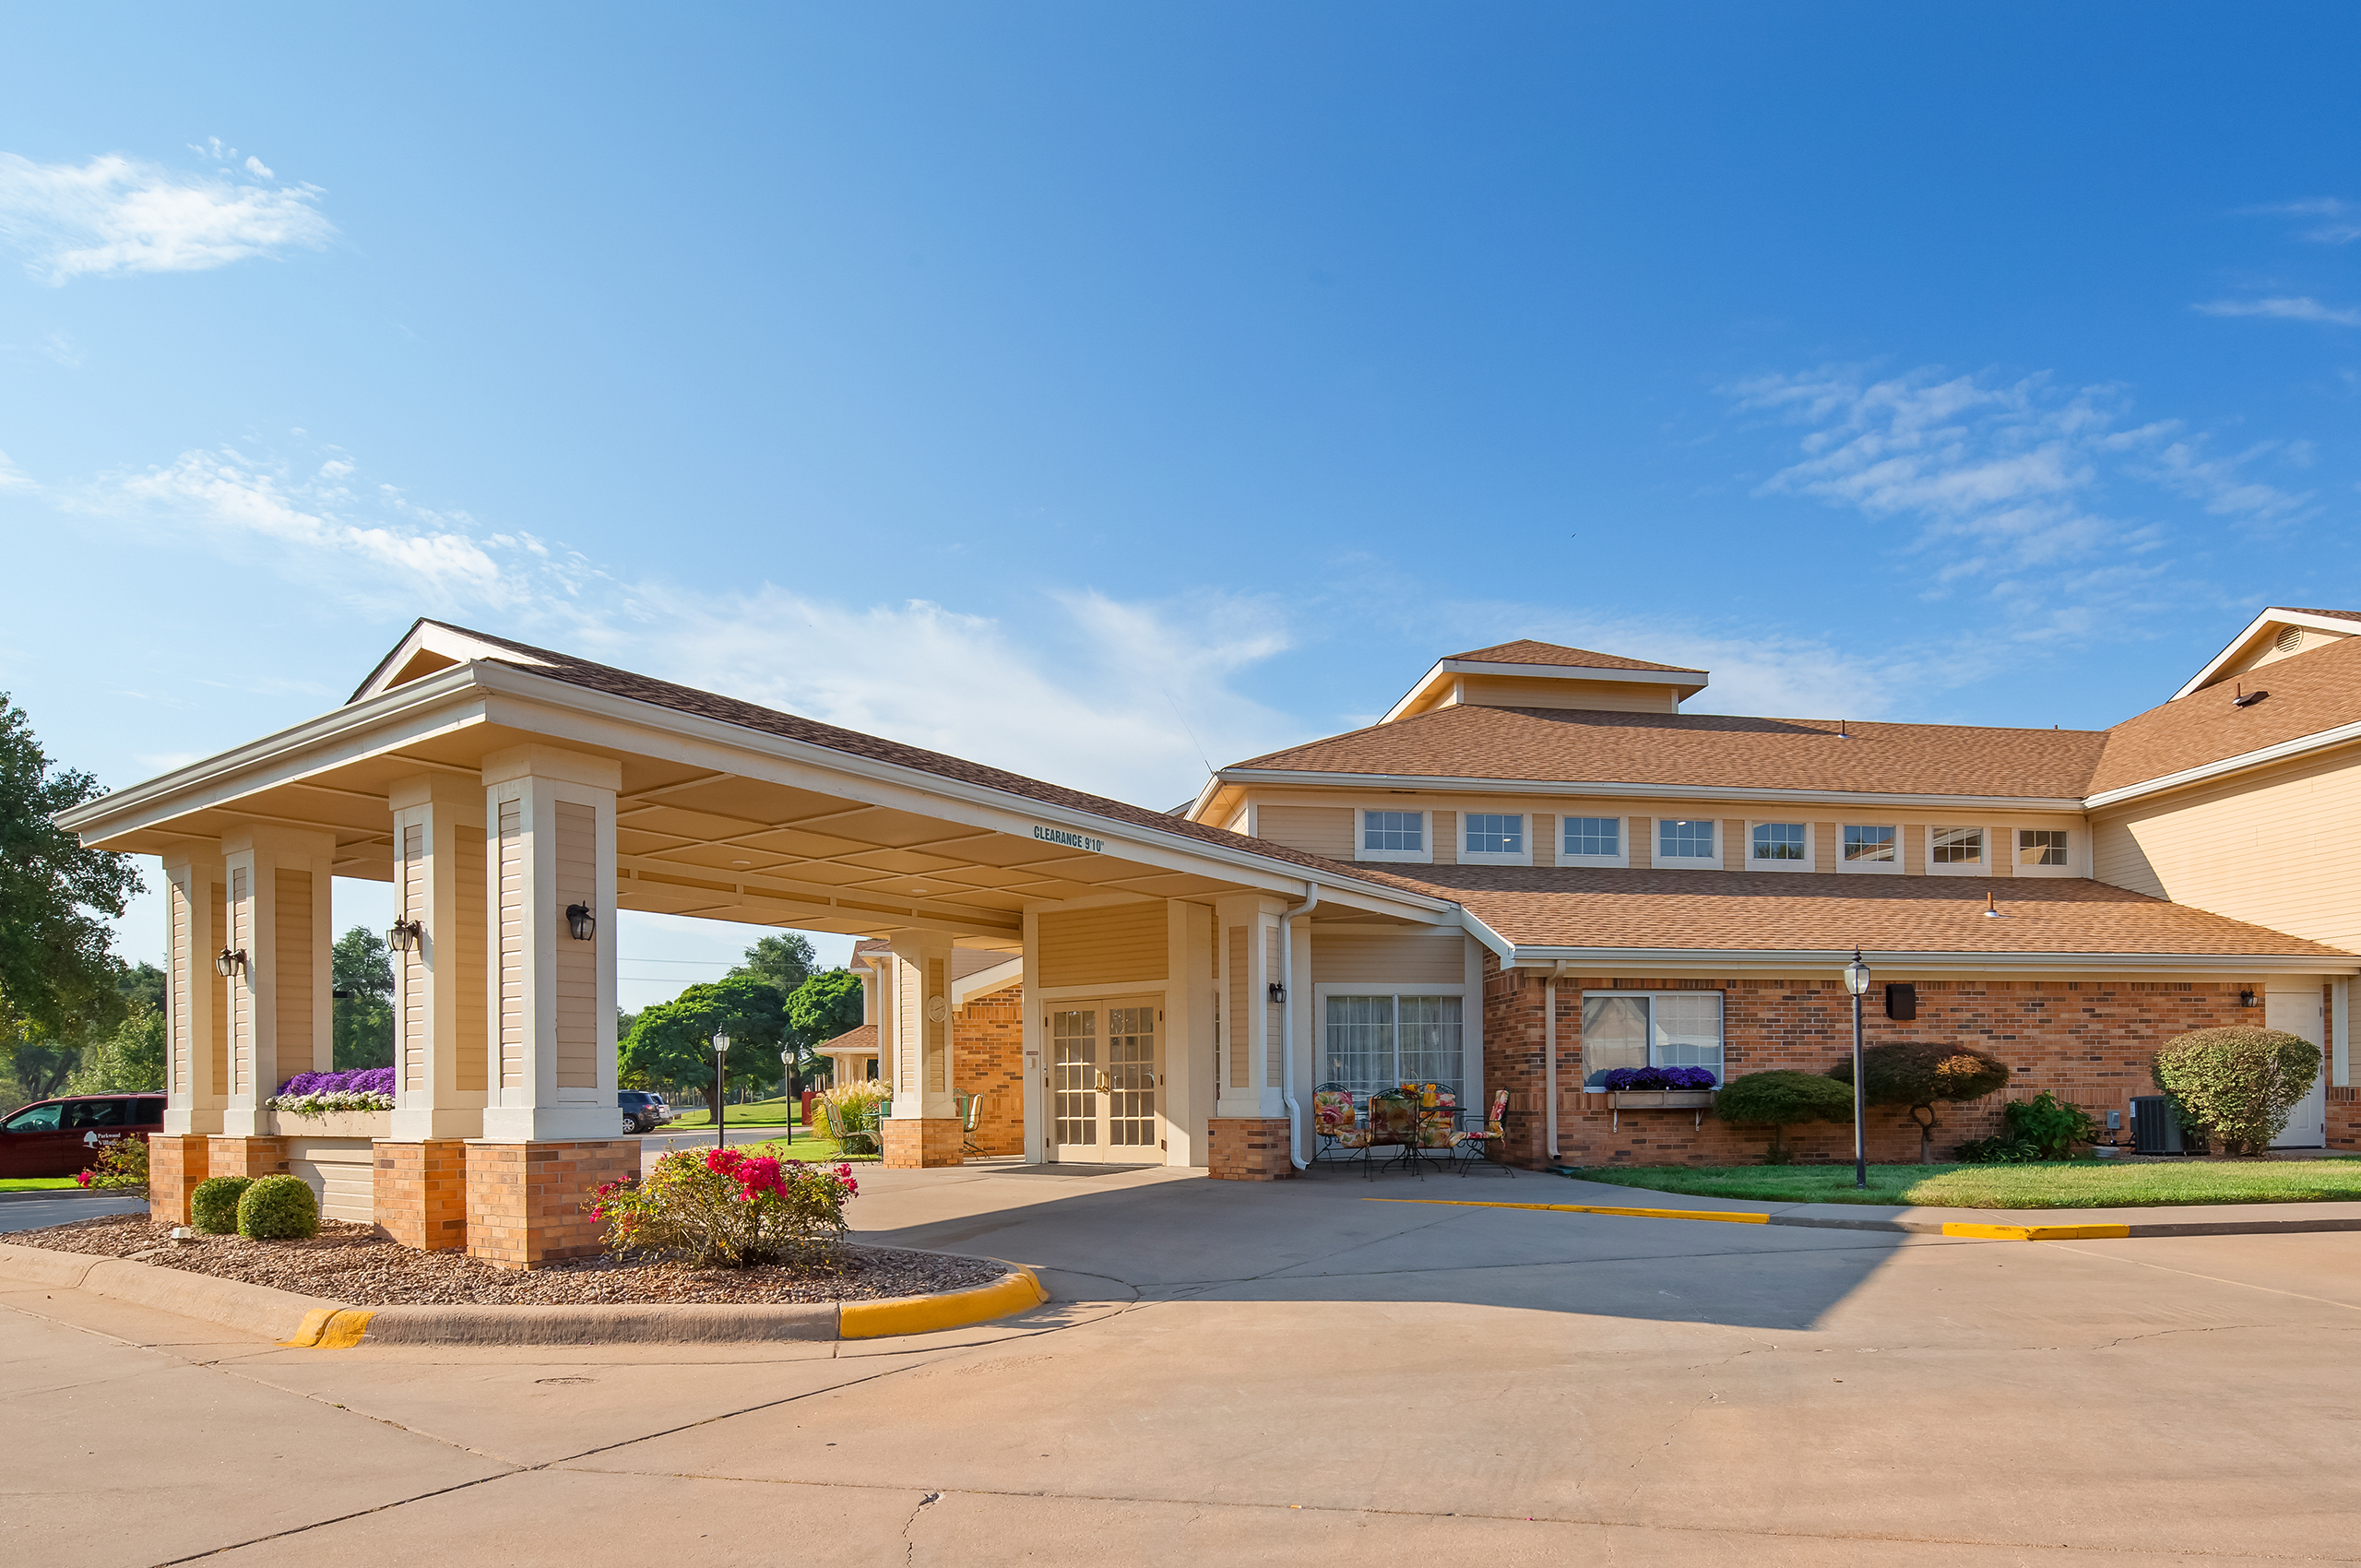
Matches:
[1208,1116,1297,1180]
[882,1116,964,1169]
[465,1139,635,1267]
[147,1134,208,1225]
[952,990,1026,1157]
[374,1138,468,1250]
[1481,954,2266,1168]
[206,1134,289,1180]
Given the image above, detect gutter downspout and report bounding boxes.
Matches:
[1546,960,1570,1161]
[1281,881,1320,1171]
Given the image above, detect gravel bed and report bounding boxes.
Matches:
[6,1215,1009,1305]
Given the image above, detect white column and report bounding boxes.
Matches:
[1162,898,1214,1167]
[1213,893,1289,1120]
[386,776,491,1140]
[887,928,958,1122]
[481,745,621,1143]
[160,850,228,1136]
[219,826,336,1136]
[1020,909,1043,1163]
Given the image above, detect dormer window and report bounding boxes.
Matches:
[1656,818,1718,869]
[1463,814,1525,860]
[1363,811,1423,853]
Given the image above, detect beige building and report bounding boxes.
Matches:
[57,610,2361,1261]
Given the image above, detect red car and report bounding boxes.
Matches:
[0,1095,166,1178]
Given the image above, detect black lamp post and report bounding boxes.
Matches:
[781,1047,795,1146]
[1843,949,1872,1190]
[712,1031,731,1150]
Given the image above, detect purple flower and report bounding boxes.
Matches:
[274,1066,400,1097]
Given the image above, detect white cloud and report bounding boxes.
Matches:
[0,150,334,283]
[0,450,30,490]
[2193,295,2361,327]
[243,156,273,179]
[2238,197,2361,245]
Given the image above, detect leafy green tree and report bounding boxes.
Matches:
[67,1004,167,1094]
[0,694,142,1040]
[331,925,396,1069]
[118,962,165,1017]
[731,932,817,997]
[783,968,864,1086]
[1713,1070,1856,1163]
[620,975,789,1101]
[1827,1042,2011,1164]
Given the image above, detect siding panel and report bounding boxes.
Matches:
[497,802,525,1089]
[274,870,312,1073]
[553,801,598,1089]
[454,830,488,1092]
[170,882,190,1094]
[1254,804,1353,859]
[1227,925,1248,1088]
[1311,932,1466,985]
[231,868,251,1096]
[1038,902,1169,989]
[399,826,425,1092]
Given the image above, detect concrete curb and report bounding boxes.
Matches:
[1370,1197,2361,1241]
[0,1240,1050,1348]
[0,1187,148,1206]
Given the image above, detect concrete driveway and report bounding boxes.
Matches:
[6,1162,2358,1566]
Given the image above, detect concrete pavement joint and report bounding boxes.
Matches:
[2045,1241,2361,1315]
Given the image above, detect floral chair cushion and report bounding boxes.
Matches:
[1368,1096,1420,1143]
[1312,1089,1358,1133]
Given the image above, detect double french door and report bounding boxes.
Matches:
[1049,996,1162,1163]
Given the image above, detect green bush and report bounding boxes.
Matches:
[236,1174,320,1240]
[2153,1027,2322,1157]
[1951,1090,2102,1163]
[1828,1042,2012,1164]
[1714,1070,1857,1162]
[190,1176,253,1234]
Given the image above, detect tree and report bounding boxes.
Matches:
[731,932,817,997]
[1827,1042,2011,1164]
[2153,1027,2323,1156]
[1712,1070,1857,1163]
[0,694,142,1040]
[67,1004,166,1094]
[782,968,864,1092]
[331,926,396,1069]
[620,975,789,1101]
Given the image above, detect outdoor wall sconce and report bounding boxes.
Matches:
[213,947,247,979]
[564,902,597,942]
[1267,981,1287,1004]
[2239,989,2257,1007]
[386,919,423,954]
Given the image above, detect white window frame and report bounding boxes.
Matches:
[1356,808,1433,864]
[1578,989,1727,1087]
[1834,823,1904,877]
[1311,983,1475,1103]
[2011,826,2079,879]
[1744,819,1815,873]
[1650,815,1722,871]
[1458,810,1531,866]
[1924,824,1994,877]
[1559,813,1630,869]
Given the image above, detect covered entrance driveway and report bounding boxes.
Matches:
[59,620,1468,1264]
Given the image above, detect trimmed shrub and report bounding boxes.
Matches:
[1828,1042,2011,1164]
[1952,1092,2101,1163]
[77,1134,150,1194]
[2153,1027,2322,1156]
[190,1176,253,1234]
[236,1174,320,1240]
[1713,1070,1857,1162]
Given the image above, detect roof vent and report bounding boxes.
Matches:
[2232,682,2269,708]
[2274,625,2304,653]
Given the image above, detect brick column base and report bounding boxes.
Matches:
[465,1140,637,1268]
[374,1139,469,1251]
[1208,1117,1299,1180]
[882,1117,963,1169]
[147,1134,209,1223]
[206,1134,289,1180]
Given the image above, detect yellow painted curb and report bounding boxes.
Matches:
[1940,1222,2130,1241]
[1370,1197,1769,1226]
[838,1262,1050,1340]
[279,1307,376,1348]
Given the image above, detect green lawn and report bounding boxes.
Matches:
[666,1096,802,1129]
[0,1177,84,1192]
[1567,1158,2361,1209]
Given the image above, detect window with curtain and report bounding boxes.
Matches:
[1580,992,1725,1086]
[1323,993,1464,1101]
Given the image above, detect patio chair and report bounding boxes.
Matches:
[1364,1092,1422,1179]
[825,1099,881,1158]
[1452,1088,1513,1176]
[1311,1085,1375,1172]
[955,1091,983,1157]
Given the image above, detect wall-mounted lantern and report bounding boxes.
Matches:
[386,919,423,954]
[213,947,248,979]
[564,902,597,942]
[1266,981,1287,1004]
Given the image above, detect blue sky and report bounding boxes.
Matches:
[5,4,2357,1004]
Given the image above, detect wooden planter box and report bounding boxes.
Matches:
[1608,1090,1715,1110]
[261,1110,394,1138]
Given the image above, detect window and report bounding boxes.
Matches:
[1,1103,61,1133]
[1844,826,1896,862]
[1751,823,1806,861]
[1581,992,1725,1087]
[1563,815,1621,859]
[1363,810,1423,853]
[1930,826,1985,866]
[1323,994,1465,1102]
[2018,829,2068,868]
[1464,814,1524,855]
[1657,818,1715,862]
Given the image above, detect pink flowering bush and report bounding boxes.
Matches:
[589,1144,860,1267]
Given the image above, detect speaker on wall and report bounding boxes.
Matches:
[1884,983,1917,1021]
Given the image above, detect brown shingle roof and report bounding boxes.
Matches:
[2280,608,2361,622]
[401,621,1389,886]
[1230,704,2108,799]
[1359,865,2348,957]
[817,1023,878,1053]
[2091,632,2361,796]
[1445,639,1705,674]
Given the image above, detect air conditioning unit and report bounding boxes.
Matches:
[2130,1095,2183,1155]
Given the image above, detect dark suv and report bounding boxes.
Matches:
[620,1090,674,1134]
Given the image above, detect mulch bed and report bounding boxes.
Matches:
[6,1214,1007,1306]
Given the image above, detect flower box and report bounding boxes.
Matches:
[1607,1090,1716,1110]
[262,1110,394,1138]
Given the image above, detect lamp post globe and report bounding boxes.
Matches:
[1843,950,1870,1188]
